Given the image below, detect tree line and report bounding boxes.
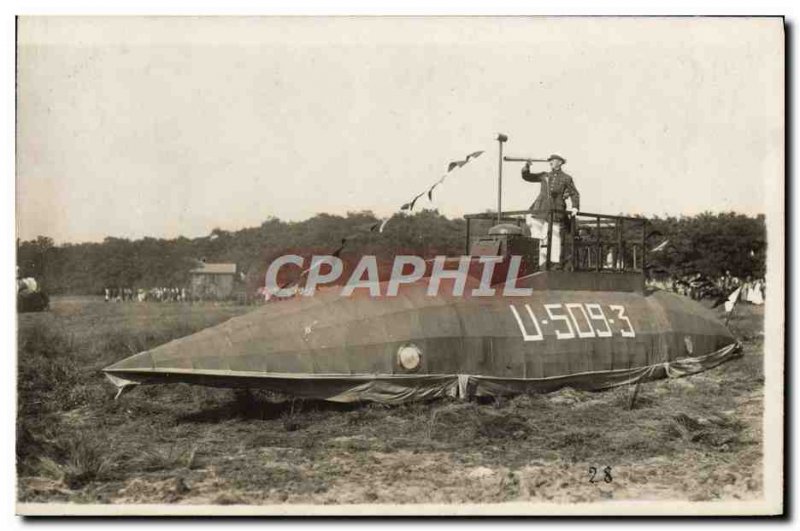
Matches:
[17,210,765,295]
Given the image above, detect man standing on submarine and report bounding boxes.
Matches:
[521,154,580,267]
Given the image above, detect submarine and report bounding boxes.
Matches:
[103,139,742,404]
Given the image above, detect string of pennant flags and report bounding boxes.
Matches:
[370,150,484,232]
[277,150,485,293]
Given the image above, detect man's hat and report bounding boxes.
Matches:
[547,154,566,164]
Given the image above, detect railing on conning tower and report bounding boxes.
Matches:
[463,209,649,273]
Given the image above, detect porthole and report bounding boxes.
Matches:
[397,343,422,371]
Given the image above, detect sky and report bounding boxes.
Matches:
[16,16,783,243]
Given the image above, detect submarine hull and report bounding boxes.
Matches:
[103,274,742,404]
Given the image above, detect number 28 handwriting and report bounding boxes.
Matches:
[509,303,635,341]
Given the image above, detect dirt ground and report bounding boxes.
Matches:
[17,296,765,506]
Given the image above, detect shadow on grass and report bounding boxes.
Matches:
[176,390,363,424]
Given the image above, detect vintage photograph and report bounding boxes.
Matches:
[15,16,784,515]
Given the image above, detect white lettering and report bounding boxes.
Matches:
[610,305,636,337]
[427,256,471,296]
[545,303,576,339]
[471,256,502,296]
[340,256,381,297]
[585,303,613,337]
[509,304,544,341]
[303,255,343,296]
[264,254,304,299]
[386,255,427,296]
[502,256,533,296]
[565,303,596,338]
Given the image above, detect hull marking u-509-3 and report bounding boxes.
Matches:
[509,302,637,342]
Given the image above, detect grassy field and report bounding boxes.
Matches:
[17,296,765,505]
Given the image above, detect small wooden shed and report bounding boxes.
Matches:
[189,262,237,300]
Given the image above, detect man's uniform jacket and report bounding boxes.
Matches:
[521,167,580,223]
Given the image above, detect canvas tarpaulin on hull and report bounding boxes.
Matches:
[104,278,741,403]
[105,341,742,404]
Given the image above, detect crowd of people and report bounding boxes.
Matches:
[104,286,187,303]
[647,272,765,304]
[104,275,765,306]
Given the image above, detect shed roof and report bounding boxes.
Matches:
[190,263,237,275]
